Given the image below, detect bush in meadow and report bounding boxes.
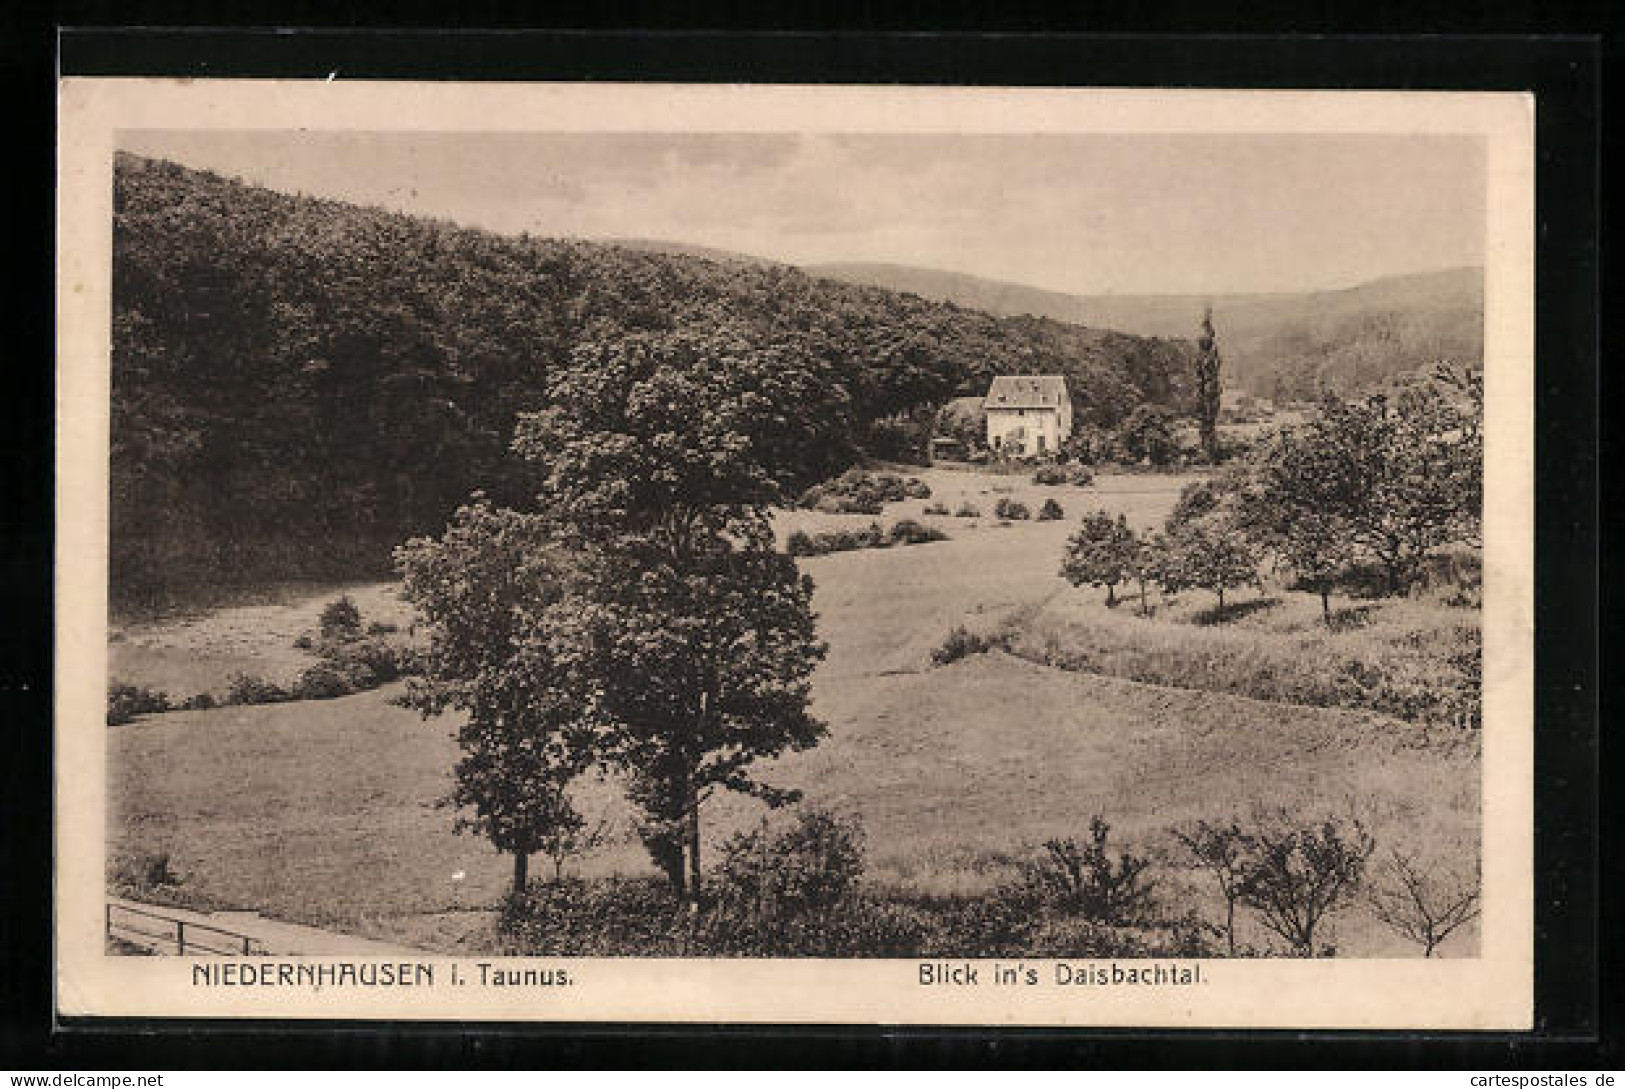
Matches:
[108,681,171,725]
[994,497,1030,520]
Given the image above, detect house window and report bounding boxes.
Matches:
[1018,409,1025,417]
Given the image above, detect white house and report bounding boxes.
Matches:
[984,375,1072,457]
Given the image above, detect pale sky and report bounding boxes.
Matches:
[119,130,1485,296]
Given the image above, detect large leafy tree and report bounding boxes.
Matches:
[513,328,829,907]
[1115,403,1179,466]
[1236,471,1359,622]
[1248,373,1481,595]
[556,538,826,903]
[395,498,592,895]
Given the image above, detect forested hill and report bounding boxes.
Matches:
[810,262,1484,399]
[111,153,1195,606]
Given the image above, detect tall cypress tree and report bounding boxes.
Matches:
[1195,306,1224,464]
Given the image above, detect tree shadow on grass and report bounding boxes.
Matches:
[1191,596,1283,626]
[1324,604,1378,632]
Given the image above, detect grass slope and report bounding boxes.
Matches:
[108,469,1480,956]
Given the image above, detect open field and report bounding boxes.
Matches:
[108,468,1481,956]
[110,582,416,697]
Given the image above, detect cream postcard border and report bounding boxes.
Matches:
[55,80,1535,1028]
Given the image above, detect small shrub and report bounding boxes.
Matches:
[887,519,948,546]
[501,878,688,957]
[178,692,216,711]
[994,498,1030,520]
[1033,463,1094,487]
[917,886,1043,957]
[318,595,363,641]
[1367,849,1481,957]
[310,630,414,691]
[292,662,357,701]
[1025,818,1158,925]
[816,495,883,515]
[224,672,290,706]
[790,520,945,556]
[292,634,315,651]
[1026,914,1222,958]
[923,501,950,516]
[797,470,929,511]
[713,809,866,920]
[108,681,170,726]
[112,848,180,890]
[807,898,932,956]
[1032,464,1067,486]
[1172,819,1254,956]
[954,502,982,518]
[931,625,1009,666]
[1236,814,1374,956]
[1037,498,1064,521]
[540,813,613,884]
[366,620,399,636]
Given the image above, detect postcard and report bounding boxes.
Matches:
[56,79,1533,1027]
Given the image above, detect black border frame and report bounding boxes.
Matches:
[4,27,1605,1069]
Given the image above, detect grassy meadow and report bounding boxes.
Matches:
[108,467,1482,957]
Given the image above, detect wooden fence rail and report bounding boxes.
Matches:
[107,901,265,956]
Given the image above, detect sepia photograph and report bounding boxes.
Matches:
[54,81,1534,1027]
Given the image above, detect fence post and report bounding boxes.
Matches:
[243,934,252,955]
[176,920,186,956]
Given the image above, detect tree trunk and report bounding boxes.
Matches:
[654,833,685,894]
[511,850,529,896]
[1382,552,1408,595]
[685,698,709,913]
[1225,897,1236,957]
[1320,584,1332,623]
[1105,583,1116,606]
[1138,579,1148,616]
[686,789,702,914]
[1217,587,1225,609]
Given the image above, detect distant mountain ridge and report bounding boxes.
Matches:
[807,262,1484,397]
[602,246,1485,396]
[597,238,787,267]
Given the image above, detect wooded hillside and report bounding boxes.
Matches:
[111,153,1195,607]
[811,262,1483,399]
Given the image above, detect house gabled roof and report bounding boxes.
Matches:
[985,375,1069,410]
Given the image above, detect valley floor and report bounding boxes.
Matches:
[107,469,1481,957]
